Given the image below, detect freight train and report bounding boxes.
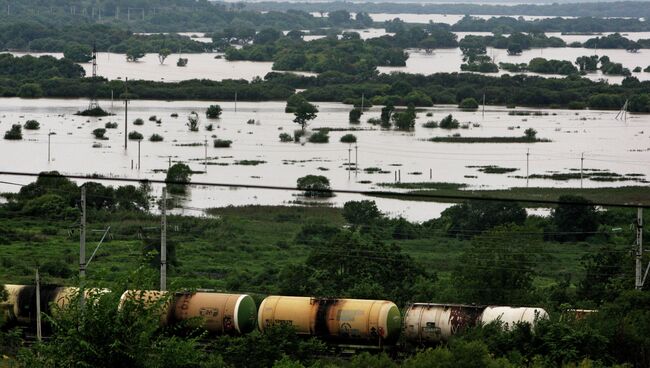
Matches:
[1,284,548,348]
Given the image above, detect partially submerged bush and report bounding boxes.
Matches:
[105,122,118,129]
[279,132,292,142]
[206,104,223,119]
[149,134,164,142]
[459,97,479,109]
[4,124,22,140]
[439,114,460,129]
[213,139,232,148]
[92,128,107,139]
[128,131,143,140]
[297,175,332,197]
[340,133,357,143]
[308,130,329,143]
[24,120,40,130]
[133,118,144,126]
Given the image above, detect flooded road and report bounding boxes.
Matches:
[1,98,648,221]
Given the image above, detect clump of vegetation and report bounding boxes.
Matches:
[340,133,357,143]
[4,124,23,140]
[279,132,292,142]
[166,162,192,194]
[148,115,157,122]
[133,118,144,126]
[187,111,200,131]
[205,124,214,131]
[308,130,329,143]
[92,128,107,140]
[149,134,164,142]
[392,105,417,130]
[439,114,460,129]
[206,104,223,119]
[293,129,305,143]
[105,122,118,129]
[468,165,518,174]
[422,120,438,128]
[459,97,479,109]
[213,139,232,148]
[76,106,111,116]
[246,119,255,125]
[297,175,332,197]
[367,117,382,125]
[128,131,143,140]
[349,108,362,123]
[170,113,179,118]
[23,120,40,130]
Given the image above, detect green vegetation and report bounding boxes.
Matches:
[92,128,107,140]
[306,131,329,144]
[501,57,579,75]
[166,163,192,194]
[296,175,331,197]
[206,105,223,119]
[292,98,318,132]
[391,105,417,130]
[105,122,118,129]
[458,98,479,109]
[428,135,549,143]
[1,172,650,366]
[23,120,40,130]
[133,118,144,126]
[128,131,143,140]
[149,134,163,142]
[278,132,292,142]
[339,134,357,144]
[3,124,22,140]
[439,114,460,129]
[348,108,362,123]
[213,139,232,148]
[187,111,200,132]
[467,165,518,174]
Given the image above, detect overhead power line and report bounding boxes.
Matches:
[1,170,649,209]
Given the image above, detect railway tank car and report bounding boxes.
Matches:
[403,303,483,344]
[118,290,258,335]
[3,284,88,328]
[479,306,549,330]
[258,296,401,346]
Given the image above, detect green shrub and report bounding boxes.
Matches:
[105,122,118,129]
[4,124,23,140]
[205,123,214,131]
[349,108,362,123]
[340,133,357,143]
[23,120,40,130]
[92,128,107,139]
[459,97,479,109]
[21,194,68,218]
[568,101,586,110]
[422,120,438,128]
[367,117,381,125]
[133,118,144,126]
[148,115,157,121]
[128,131,143,140]
[213,139,232,148]
[439,114,460,129]
[297,175,332,197]
[18,83,43,98]
[308,130,329,143]
[206,104,223,119]
[279,132,292,142]
[149,134,164,142]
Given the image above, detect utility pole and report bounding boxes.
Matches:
[124,78,128,150]
[80,185,86,307]
[204,136,208,173]
[482,92,486,118]
[137,139,141,170]
[160,188,167,291]
[354,144,358,175]
[580,152,584,189]
[635,208,644,290]
[526,148,530,187]
[348,145,352,180]
[35,268,42,342]
[234,91,238,112]
[48,130,53,162]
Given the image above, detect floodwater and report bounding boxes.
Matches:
[1,98,648,221]
[378,47,650,83]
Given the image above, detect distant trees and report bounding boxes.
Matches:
[459,97,479,109]
[550,195,600,242]
[343,200,382,227]
[392,105,416,130]
[126,46,145,62]
[349,108,362,123]
[17,83,43,98]
[63,43,92,62]
[438,200,527,239]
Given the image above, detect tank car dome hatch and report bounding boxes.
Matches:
[479,306,549,330]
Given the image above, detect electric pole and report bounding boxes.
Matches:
[160,187,167,291]
[204,136,208,173]
[48,130,53,162]
[635,208,644,290]
[234,91,238,112]
[580,152,584,189]
[80,185,86,280]
[355,144,358,175]
[526,148,530,187]
[137,139,141,170]
[348,145,351,180]
[35,268,42,342]
[124,78,128,150]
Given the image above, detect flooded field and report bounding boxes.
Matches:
[1,98,648,221]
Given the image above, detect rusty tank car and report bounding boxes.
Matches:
[258,296,402,346]
[119,290,257,335]
[403,303,483,344]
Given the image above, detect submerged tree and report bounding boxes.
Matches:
[293,100,318,132]
[158,48,172,64]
